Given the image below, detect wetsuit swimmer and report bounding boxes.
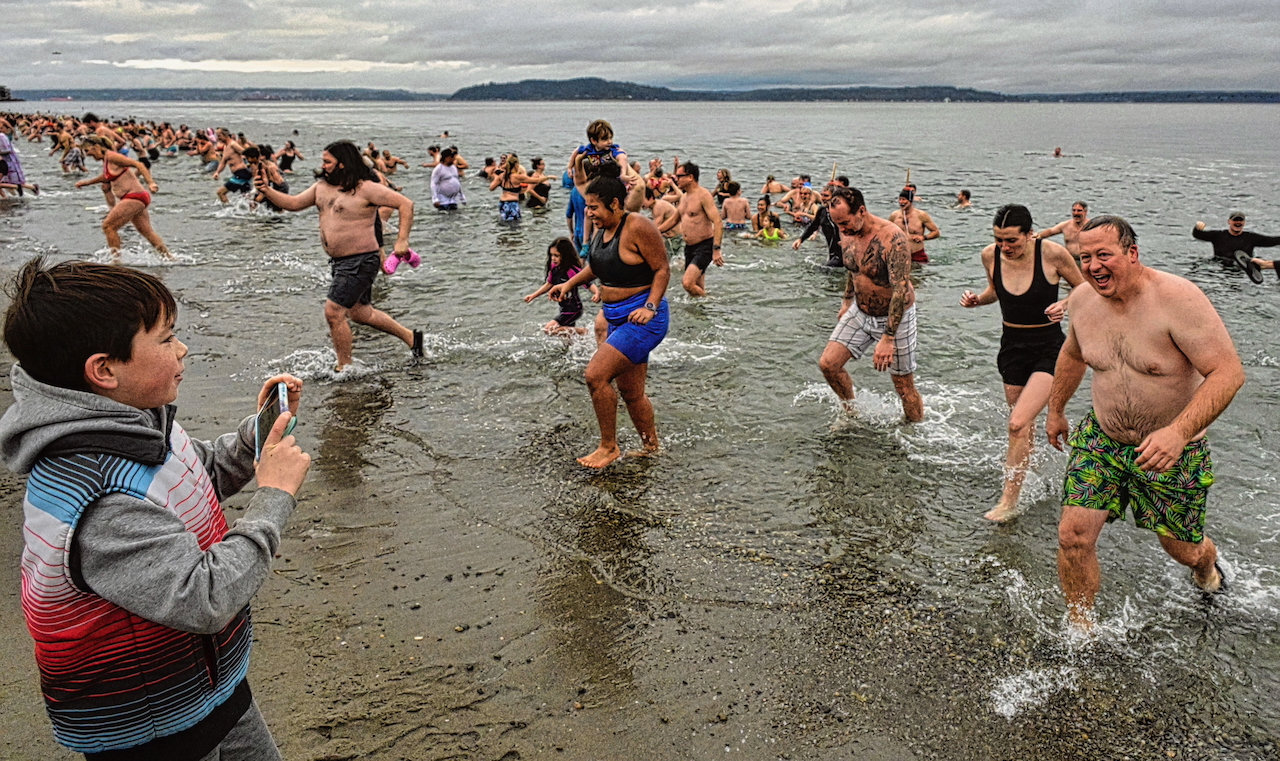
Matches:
[961,204,1084,522]
[794,184,843,267]
[1193,213,1280,281]
[548,175,671,469]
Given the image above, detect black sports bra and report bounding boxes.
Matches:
[994,238,1058,327]
[590,214,654,289]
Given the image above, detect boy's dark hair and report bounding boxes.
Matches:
[726,181,740,195]
[587,119,613,143]
[242,146,261,160]
[4,258,176,392]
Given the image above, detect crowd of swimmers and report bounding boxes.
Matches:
[0,109,1278,758]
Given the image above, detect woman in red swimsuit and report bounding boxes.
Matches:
[76,135,172,262]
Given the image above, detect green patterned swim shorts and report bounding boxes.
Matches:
[1062,409,1214,543]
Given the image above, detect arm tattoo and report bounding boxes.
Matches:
[885,232,911,336]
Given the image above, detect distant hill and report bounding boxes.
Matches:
[11,87,447,102]
[8,81,1280,104]
[450,78,1020,102]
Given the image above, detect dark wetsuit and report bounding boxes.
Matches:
[799,206,842,266]
[591,213,670,364]
[1191,226,1280,261]
[994,239,1065,387]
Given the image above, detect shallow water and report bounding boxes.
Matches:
[2,101,1279,759]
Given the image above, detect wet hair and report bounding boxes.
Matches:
[4,257,177,392]
[285,140,295,149]
[531,156,545,170]
[82,112,99,124]
[1081,215,1138,249]
[82,135,113,151]
[718,168,732,181]
[585,175,627,211]
[440,147,457,160]
[726,181,740,195]
[585,159,620,181]
[993,204,1034,233]
[483,157,495,167]
[766,175,775,182]
[1074,201,1089,211]
[645,186,660,201]
[321,140,375,192]
[257,145,273,160]
[501,153,520,174]
[243,146,261,160]
[958,189,971,200]
[586,119,614,143]
[828,186,867,215]
[759,195,771,206]
[428,145,440,153]
[680,162,700,182]
[835,175,850,187]
[546,237,583,278]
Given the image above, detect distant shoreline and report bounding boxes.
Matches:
[7,78,1280,104]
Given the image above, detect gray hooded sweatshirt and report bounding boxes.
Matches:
[0,364,295,634]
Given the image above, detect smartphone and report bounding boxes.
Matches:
[255,382,296,461]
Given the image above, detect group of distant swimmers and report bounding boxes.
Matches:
[6,109,1279,634]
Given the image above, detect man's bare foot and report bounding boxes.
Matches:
[158,248,175,260]
[984,500,1022,522]
[1193,562,1225,593]
[109,249,122,264]
[1065,604,1097,634]
[333,364,351,374]
[625,444,660,458]
[577,445,622,469]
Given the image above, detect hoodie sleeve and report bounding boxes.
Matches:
[188,415,258,501]
[73,484,296,634]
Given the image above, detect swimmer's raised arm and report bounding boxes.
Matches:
[1036,220,1068,240]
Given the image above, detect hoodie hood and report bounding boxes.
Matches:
[0,364,174,474]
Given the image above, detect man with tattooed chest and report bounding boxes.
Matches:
[818,186,925,423]
[1047,216,1245,630]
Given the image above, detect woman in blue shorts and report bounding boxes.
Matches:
[548,175,671,469]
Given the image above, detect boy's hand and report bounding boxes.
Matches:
[258,374,303,412]
[255,412,310,495]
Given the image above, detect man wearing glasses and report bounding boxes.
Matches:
[673,162,723,296]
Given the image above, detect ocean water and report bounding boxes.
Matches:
[2,101,1278,758]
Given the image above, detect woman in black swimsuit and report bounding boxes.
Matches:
[960,204,1084,522]
[273,141,304,174]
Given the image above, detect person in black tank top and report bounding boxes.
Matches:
[547,175,672,469]
[961,204,1085,522]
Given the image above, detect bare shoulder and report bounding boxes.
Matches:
[1149,267,1214,311]
[980,243,997,264]
[1042,239,1077,269]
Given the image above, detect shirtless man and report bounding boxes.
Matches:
[721,183,751,230]
[1036,201,1090,261]
[761,175,787,195]
[381,150,408,175]
[420,145,441,169]
[1047,215,1243,630]
[819,187,924,423]
[213,131,252,202]
[644,187,683,261]
[548,175,671,469]
[256,140,424,372]
[673,162,723,297]
[888,188,940,264]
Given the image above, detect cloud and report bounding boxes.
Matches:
[3,0,1279,93]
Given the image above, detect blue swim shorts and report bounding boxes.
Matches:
[603,290,669,365]
[499,200,522,222]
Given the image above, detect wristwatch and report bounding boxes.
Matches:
[644,301,657,311]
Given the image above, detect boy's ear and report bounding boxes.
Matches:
[83,353,119,392]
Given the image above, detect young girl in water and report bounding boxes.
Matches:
[524,237,598,336]
[753,212,788,243]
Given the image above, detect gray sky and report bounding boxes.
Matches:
[4,0,1280,94]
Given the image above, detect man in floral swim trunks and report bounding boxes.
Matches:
[1047,216,1245,630]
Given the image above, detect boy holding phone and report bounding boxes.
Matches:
[0,258,310,760]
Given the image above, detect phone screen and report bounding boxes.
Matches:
[255,382,290,461]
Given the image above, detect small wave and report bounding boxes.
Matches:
[990,666,1079,719]
[86,245,196,267]
[211,196,284,219]
[261,348,382,382]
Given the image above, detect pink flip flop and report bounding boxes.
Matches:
[382,253,401,275]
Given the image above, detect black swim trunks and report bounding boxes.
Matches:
[223,167,253,194]
[996,325,1064,387]
[685,237,714,272]
[327,252,382,309]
